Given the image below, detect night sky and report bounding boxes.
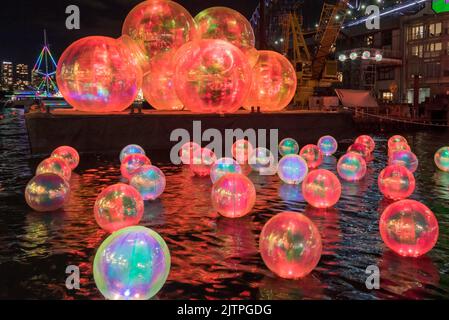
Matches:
[0,0,326,67]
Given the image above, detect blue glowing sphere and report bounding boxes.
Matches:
[130,165,166,201]
[317,135,338,156]
[337,152,367,181]
[210,157,242,183]
[277,154,309,184]
[120,144,146,163]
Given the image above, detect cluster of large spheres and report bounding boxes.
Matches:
[56,2,297,114]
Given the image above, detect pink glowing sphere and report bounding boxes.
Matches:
[142,52,183,110]
[51,146,79,170]
[25,173,70,212]
[380,200,439,257]
[388,150,419,173]
[388,141,411,156]
[259,212,322,279]
[378,165,415,201]
[354,135,375,154]
[56,36,142,112]
[94,183,144,233]
[122,0,197,62]
[120,154,152,180]
[190,147,217,177]
[232,139,254,164]
[245,50,297,111]
[388,135,408,150]
[179,142,201,165]
[174,39,252,113]
[299,144,323,169]
[211,173,256,218]
[302,169,341,208]
[36,157,72,181]
[210,158,242,184]
[347,143,370,159]
[337,152,367,182]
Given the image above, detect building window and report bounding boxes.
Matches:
[424,62,441,78]
[425,42,442,57]
[411,45,423,57]
[429,22,442,37]
[378,67,395,81]
[409,25,424,40]
[366,35,374,46]
[382,92,393,102]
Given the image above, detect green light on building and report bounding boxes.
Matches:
[433,0,449,13]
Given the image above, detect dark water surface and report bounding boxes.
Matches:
[1,108,449,300]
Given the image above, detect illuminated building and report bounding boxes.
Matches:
[1,61,14,92]
[14,64,30,90]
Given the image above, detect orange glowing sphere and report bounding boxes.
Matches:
[244,50,297,112]
[56,36,142,113]
[378,165,415,201]
[122,0,197,62]
[354,135,376,154]
[302,169,341,208]
[174,39,252,113]
[388,135,408,150]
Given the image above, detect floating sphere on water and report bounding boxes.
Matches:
[259,212,322,279]
[388,141,411,156]
[337,152,367,182]
[94,183,144,232]
[389,150,419,173]
[279,138,299,156]
[174,39,252,113]
[179,142,201,165]
[354,135,375,154]
[434,146,449,172]
[36,157,71,181]
[347,143,370,159]
[302,169,341,208]
[130,165,166,201]
[232,139,254,164]
[56,36,142,112]
[317,135,338,156]
[120,154,152,180]
[211,173,256,218]
[93,226,170,300]
[300,144,323,169]
[190,147,217,177]
[388,135,408,150]
[120,144,146,163]
[277,155,308,184]
[378,165,415,201]
[210,158,242,184]
[249,147,276,174]
[122,0,196,62]
[380,200,439,257]
[25,173,70,212]
[51,146,79,170]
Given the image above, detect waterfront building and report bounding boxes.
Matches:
[1,61,14,92]
[14,63,30,90]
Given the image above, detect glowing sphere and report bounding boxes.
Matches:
[279,138,299,156]
[434,146,449,172]
[56,36,142,112]
[51,146,79,170]
[362,51,371,59]
[388,135,408,150]
[338,54,347,62]
[347,143,370,159]
[190,147,217,177]
[375,53,383,62]
[36,157,71,181]
[120,154,152,180]
[302,169,341,208]
[354,135,375,153]
[389,150,419,173]
[211,173,256,218]
[179,142,201,165]
[174,39,252,113]
[245,50,297,111]
[232,139,254,164]
[142,52,183,110]
[130,165,166,201]
[25,173,70,212]
[317,135,338,156]
[210,158,242,184]
[378,165,415,201]
[259,212,322,279]
[277,155,308,184]
[120,144,146,163]
[350,52,358,60]
[122,0,196,61]
[195,7,255,55]
[94,183,144,232]
[93,226,170,300]
[299,144,323,169]
[379,200,439,257]
[337,152,367,182]
[248,147,276,174]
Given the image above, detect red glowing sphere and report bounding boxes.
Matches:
[174,39,252,113]
[380,200,439,257]
[388,141,411,156]
[302,169,341,208]
[142,52,183,110]
[122,0,197,62]
[232,139,254,164]
[51,146,80,170]
[347,143,370,159]
[179,142,201,165]
[36,157,72,181]
[378,165,415,201]
[299,144,323,169]
[190,147,217,176]
[354,135,375,154]
[120,154,152,180]
[56,36,142,113]
[259,212,322,279]
[388,135,408,150]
